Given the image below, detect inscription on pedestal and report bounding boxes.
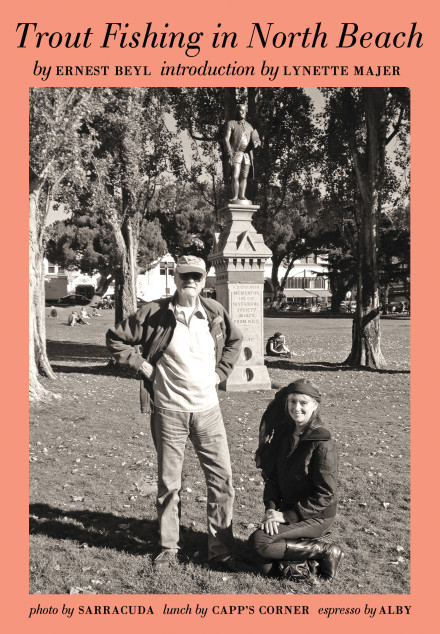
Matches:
[228,283,264,363]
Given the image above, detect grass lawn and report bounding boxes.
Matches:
[30,307,410,595]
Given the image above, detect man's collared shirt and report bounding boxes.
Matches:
[153,300,218,412]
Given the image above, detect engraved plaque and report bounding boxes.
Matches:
[228,283,264,363]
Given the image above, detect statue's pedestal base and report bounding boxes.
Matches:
[209,203,273,392]
[229,198,252,206]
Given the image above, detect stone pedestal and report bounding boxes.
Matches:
[208,203,272,391]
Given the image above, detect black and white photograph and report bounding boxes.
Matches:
[29,86,410,596]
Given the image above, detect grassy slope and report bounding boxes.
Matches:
[30,309,410,595]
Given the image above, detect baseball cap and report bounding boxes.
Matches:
[175,255,206,275]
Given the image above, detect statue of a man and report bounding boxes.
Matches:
[223,103,260,203]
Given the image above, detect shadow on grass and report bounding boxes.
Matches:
[47,340,409,377]
[50,364,134,376]
[47,340,135,377]
[29,502,256,572]
[29,503,214,562]
[30,503,159,555]
[264,358,410,375]
[47,340,110,363]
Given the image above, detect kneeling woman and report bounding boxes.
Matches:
[250,379,343,579]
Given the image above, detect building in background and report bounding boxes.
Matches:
[44,260,69,301]
[264,253,331,308]
[44,254,177,303]
[136,253,176,301]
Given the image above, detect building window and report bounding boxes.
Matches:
[285,276,326,289]
[48,265,55,274]
[160,262,174,275]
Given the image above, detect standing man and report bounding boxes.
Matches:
[224,103,260,202]
[106,256,242,570]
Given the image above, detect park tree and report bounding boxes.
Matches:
[298,223,358,314]
[321,88,409,368]
[257,188,322,299]
[29,87,96,401]
[150,181,218,265]
[45,215,168,303]
[378,209,410,312]
[84,88,182,323]
[45,217,116,299]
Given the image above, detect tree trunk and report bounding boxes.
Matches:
[29,240,50,401]
[112,218,138,324]
[89,271,114,306]
[280,255,295,291]
[382,284,389,315]
[330,285,348,314]
[29,178,57,402]
[270,255,283,300]
[344,195,386,367]
[346,256,385,367]
[344,88,387,369]
[345,197,386,367]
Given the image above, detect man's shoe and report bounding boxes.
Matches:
[153,548,179,568]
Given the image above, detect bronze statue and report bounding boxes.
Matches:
[224,104,260,203]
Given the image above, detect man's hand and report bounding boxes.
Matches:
[139,361,156,382]
[260,509,286,535]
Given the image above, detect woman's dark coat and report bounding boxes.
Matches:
[259,418,338,523]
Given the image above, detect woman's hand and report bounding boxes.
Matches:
[260,509,286,535]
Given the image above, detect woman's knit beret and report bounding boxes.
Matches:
[284,379,321,402]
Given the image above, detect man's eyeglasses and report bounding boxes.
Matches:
[178,272,204,282]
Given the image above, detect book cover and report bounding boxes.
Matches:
[2,0,437,632]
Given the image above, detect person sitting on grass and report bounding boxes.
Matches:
[68,310,78,326]
[249,379,344,582]
[266,332,294,357]
[76,309,90,326]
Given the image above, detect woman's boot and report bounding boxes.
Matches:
[283,539,344,579]
[278,559,319,581]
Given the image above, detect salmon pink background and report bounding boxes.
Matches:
[2,0,438,631]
